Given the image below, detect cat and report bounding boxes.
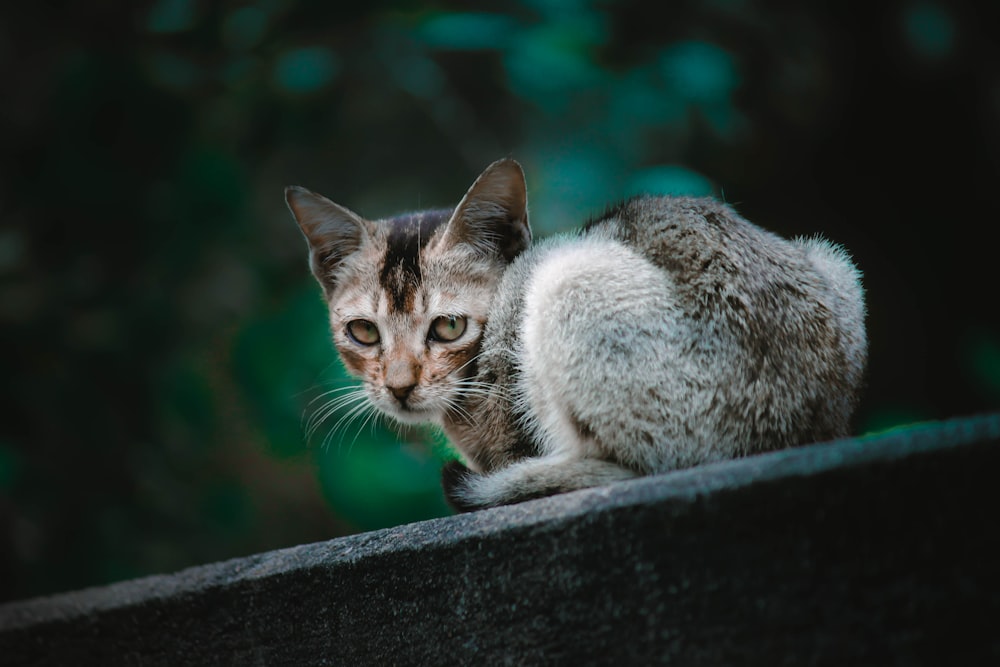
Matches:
[285,158,867,512]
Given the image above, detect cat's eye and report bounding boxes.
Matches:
[429,315,467,342]
[346,319,380,345]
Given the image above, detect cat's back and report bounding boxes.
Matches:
[586,196,862,340]
[586,196,805,299]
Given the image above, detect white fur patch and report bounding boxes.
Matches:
[518,238,677,464]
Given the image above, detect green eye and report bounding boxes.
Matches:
[430,315,467,342]
[347,319,380,345]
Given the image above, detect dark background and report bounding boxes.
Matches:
[1,0,997,603]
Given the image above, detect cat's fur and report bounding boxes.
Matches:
[286,158,867,512]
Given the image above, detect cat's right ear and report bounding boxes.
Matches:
[285,186,372,297]
[439,158,531,262]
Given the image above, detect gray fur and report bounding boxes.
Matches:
[287,159,867,512]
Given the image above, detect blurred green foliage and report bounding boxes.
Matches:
[0,0,997,602]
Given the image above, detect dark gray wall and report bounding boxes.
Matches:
[2,413,998,666]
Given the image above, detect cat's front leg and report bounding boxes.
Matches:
[441,460,482,513]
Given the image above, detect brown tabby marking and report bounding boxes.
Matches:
[380,210,451,312]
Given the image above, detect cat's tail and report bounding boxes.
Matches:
[442,455,637,512]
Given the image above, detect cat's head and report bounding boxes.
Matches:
[285,158,530,426]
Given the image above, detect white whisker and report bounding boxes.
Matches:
[306,385,363,406]
[324,399,375,452]
[349,403,383,453]
[452,352,482,376]
[301,385,365,432]
[305,390,367,440]
[443,389,476,423]
[300,382,377,450]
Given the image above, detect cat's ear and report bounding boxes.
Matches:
[440,158,531,262]
[285,186,372,296]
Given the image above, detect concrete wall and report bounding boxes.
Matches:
[2,413,998,666]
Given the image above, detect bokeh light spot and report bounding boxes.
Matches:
[661,41,739,104]
[627,165,714,197]
[273,47,339,94]
[504,25,606,104]
[963,331,1000,399]
[146,0,197,33]
[418,12,516,50]
[861,407,929,437]
[902,3,956,60]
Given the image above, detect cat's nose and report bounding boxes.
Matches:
[389,384,416,402]
[386,359,420,404]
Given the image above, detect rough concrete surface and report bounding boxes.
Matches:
[1,413,998,666]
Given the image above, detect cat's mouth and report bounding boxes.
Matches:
[383,399,438,425]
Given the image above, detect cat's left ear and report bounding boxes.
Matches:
[440,158,531,262]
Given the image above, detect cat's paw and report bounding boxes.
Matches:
[441,460,482,513]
